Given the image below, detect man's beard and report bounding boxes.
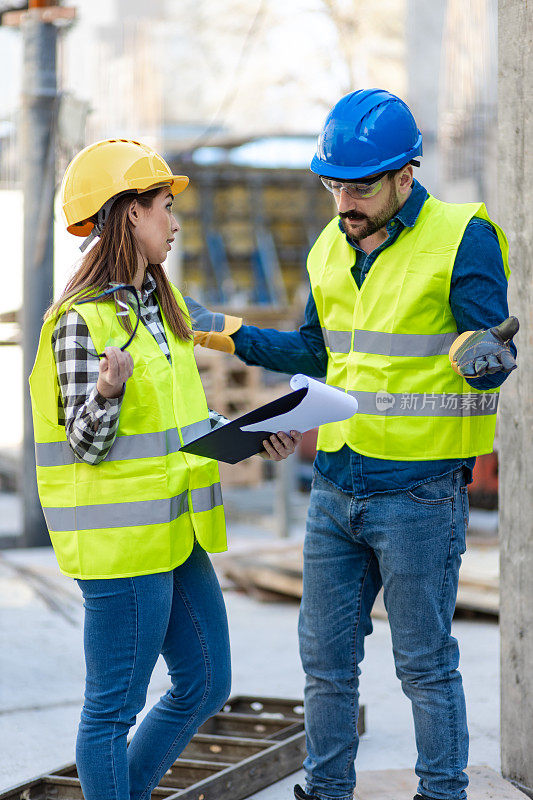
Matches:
[339,188,401,242]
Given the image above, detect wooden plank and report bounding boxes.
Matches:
[181,735,271,763]
[269,721,308,741]
[162,730,306,800]
[198,711,303,739]
[221,541,501,617]
[456,586,499,616]
[41,775,173,799]
[223,695,304,719]
[190,734,273,745]
[354,765,528,799]
[158,760,229,788]
[221,695,363,740]
[0,775,45,800]
[224,559,303,599]
[460,546,499,590]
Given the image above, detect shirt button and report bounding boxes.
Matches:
[390,220,396,227]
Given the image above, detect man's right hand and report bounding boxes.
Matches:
[184,297,242,354]
[96,346,134,398]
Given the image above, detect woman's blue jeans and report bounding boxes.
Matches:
[75,542,231,800]
[299,468,470,800]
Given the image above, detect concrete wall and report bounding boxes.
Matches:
[498,0,533,795]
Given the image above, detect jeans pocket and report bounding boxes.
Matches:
[406,473,455,505]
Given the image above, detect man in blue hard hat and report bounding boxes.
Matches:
[186,89,518,800]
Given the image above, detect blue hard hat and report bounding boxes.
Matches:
[311,88,423,180]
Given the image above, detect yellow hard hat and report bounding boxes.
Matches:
[61,138,189,237]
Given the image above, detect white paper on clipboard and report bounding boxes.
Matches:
[239,374,358,435]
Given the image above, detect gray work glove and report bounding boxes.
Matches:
[184,297,242,354]
[449,317,519,378]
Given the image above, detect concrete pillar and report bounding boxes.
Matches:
[498,0,533,795]
[21,14,57,547]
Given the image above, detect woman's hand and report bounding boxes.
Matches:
[96,347,134,399]
[261,431,302,461]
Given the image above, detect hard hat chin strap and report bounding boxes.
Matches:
[79,228,99,253]
[79,195,119,252]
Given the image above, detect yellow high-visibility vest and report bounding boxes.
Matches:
[29,284,226,579]
[307,195,510,460]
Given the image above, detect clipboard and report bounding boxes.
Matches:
[180,388,307,464]
[180,374,358,464]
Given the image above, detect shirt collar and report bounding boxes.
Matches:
[140,271,157,302]
[338,178,428,240]
[122,271,157,306]
[394,178,428,228]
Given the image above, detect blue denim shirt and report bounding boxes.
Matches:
[232,180,515,496]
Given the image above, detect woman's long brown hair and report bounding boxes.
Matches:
[46,189,192,342]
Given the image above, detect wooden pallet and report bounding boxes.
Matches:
[219,541,500,617]
[169,161,334,303]
[0,696,307,800]
[195,348,262,411]
[0,695,365,800]
[353,765,527,799]
[457,543,499,616]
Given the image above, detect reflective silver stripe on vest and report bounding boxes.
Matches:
[192,482,223,514]
[107,429,181,461]
[181,418,212,445]
[35,421,211,468]
[322,328,352,353]
[352,330,458,357]
[322,328,458,357]
[35,441,77,467]
[347,390,499,417]
[43,482,223,532]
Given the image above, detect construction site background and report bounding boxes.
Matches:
[0,0,501,498]
[0,0,528,798]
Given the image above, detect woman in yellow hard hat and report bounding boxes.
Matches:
[29,138,301,800]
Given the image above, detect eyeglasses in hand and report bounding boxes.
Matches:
[74,283,141,359]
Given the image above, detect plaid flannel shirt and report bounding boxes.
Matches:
[52,272,226,465]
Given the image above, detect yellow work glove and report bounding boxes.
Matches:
[449,317,519,378]
[184,297,242,354]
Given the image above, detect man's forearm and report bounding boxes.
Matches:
[232,325,327,377]
[450,218,516,389]
[231,286,328,377]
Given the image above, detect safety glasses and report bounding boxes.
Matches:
[74,283,141,359]
[320,171,390,199]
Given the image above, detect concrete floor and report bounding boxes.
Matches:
[0,532,500,796]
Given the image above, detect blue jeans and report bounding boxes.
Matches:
[75,542,231,800]
[298,468,469,800]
